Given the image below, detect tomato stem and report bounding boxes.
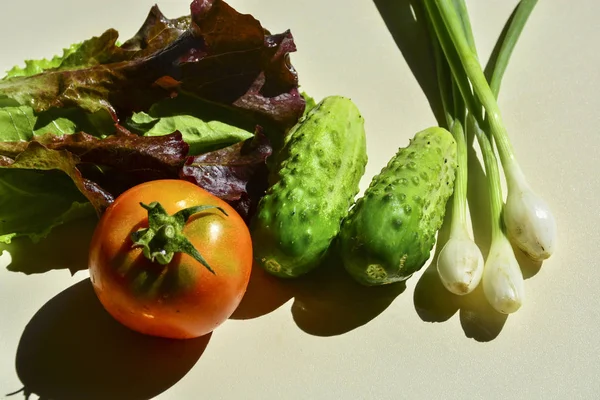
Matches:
[131,201,228,273]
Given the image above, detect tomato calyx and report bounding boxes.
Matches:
[130,201,228,273]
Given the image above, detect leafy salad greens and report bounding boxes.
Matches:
[0,0,307,244]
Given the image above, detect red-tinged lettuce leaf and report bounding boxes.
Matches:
[119,5,191,58]
[0,127,188,242]
[0,0,305,134]
[57,128,190,196]
[182,0,304,135]
[0,126,270,226]
[0,142,113,213]
[180,129,272,221]
[0,127,190,203]
[4,7,189,80]
[56,29,125,70]
[4,30,147,82]
[0,21,186,139]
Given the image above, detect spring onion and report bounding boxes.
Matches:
[431,0,557,262]
[471,117,524,313]
[428,13,484,296]
[423,0,551,312]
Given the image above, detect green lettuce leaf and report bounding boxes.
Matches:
[0,128,190,242]
[3,43,82,79]
[131,111,253,155]
[0,169,93,244]
[0,106,77,141]
[127,94,255,155]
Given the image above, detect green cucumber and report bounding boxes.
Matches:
[339,126,457,285]
[251,96,368,278]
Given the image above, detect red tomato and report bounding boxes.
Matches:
[88,179,253,339]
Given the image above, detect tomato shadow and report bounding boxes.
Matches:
[0,215,98,276]
[231,249,406,337]
[9,278,210,400]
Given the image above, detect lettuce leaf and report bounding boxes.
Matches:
[0,127,189,209]
[0,126,272,240]
[0,0,299,244]
[0,169,93,244]
[131,111,253,155]
[180,130,272,222]
[3,6,189,80]
[0,128,188,241]
[119,5,191,58]
[127,94,255,155]
[3,43,82,79]
[0,106,78,141]
[0,0,305,135]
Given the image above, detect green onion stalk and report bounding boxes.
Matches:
[424,0,552,312]
[432,0,556,263]
[470,118,524,313]
[427,11,484,296]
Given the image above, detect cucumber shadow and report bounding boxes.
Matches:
[230,260,297,320]
[290,251,406,337]
[231,250,406,337]
[9,278,210,400]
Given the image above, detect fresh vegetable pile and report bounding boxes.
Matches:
[0,0,305,243]
[1,0,556,340]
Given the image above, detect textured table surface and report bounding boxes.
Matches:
[1,0,599,399]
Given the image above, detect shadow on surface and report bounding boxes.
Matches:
[11,279,210,400]
[1,216,98,275]
[232,250,406,337]
[415,260,508,342]
[513,242,543,279]
[373,0,445,126]
[230,261,296,320]
[4,215,403,340]
[413,115,544,342]
[413,198,461,324]
[375,0,545,341]
[290,251,406,337]
[413,128,509,342]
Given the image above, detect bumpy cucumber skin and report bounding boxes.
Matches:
[339,127,457,285]
[251,96,368,278]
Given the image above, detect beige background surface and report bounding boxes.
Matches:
[1,0,599,399]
